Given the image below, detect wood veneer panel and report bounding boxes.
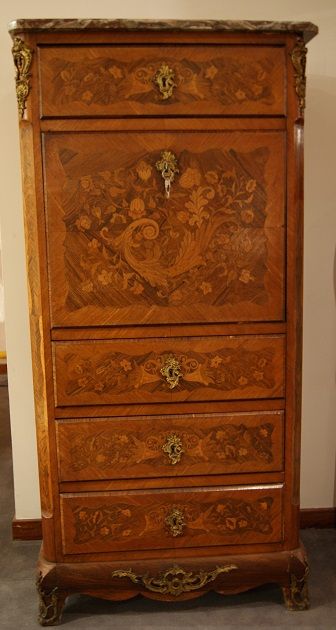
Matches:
[56,410,284,481]
[39,45,285,118]
[60,485,283,554]
[53,335,285,407]
[44,130,285,327]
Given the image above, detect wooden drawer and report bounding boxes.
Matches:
[53,335,285,407]
[57,411,284,481]
[44,129,285,327]
[60,485,283,554]
[39,45,285,117]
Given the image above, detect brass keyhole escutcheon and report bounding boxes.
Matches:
[162,434,184,465]
[165,508,185,537]
[160,355,183,389]
[154,63,176,100]
[155,151,179,199]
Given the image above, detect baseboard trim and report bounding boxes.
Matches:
[300,507,336,529]
[12,508,336,541]
[12,518,42,540]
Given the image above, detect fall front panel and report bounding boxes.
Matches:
[43,130,285,326]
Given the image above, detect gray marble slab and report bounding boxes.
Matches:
[8,19,318,42]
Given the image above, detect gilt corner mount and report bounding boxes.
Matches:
[11,36,33,118]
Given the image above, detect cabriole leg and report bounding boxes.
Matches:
[282,564,310,611]
[37,573,67,626]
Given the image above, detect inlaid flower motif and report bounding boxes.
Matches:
[235,89,246,101]
[246,179,257,193]
[92,206,102,220]
[253,370,264,381]
[238,376,248,386]
[259,427,269,437]
[169,289,184,304]
[122,529,131,537]
[80,176,94,190]
[97,269,113,285]
[205,65,218,80]
[99,170,111,181]
[210,355,223,368]
[239,269,254,284]
[131,281,144,295]
[76,214,92,231]
[177,210,188,223]
[81,280,94,293]
[238,519,248,528]
[109,65,123,79]
[81,90,93,103]
[185,187,210,227]
[129,197,146,220]
[121,509,131,517]
[241,237,252,252]
[241,209,255,224]
[217,233,230,246]
[136,160,152,181]
[252,83,263,96]
[109,186,125,197]
[120,359,132,372]
[205,171,219,185]
[200,281,212,295]
[78,377,89,388]
[100,527,110,536]
[88,238,100,252]
[179,167,201,189]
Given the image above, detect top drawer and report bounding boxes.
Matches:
[38,45,286,117]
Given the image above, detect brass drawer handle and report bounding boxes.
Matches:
[156,151,179,199]
[162,434,184,465]
[160,355,183,389]
[165,508,185,537]
[154,63,176,100]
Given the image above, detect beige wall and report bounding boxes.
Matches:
[0,1,335,519]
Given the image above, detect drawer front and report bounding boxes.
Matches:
[44,130,285,327]
[57,411,284,481]
[53,335,285,407]
[60,485,283,554]
[39,45,285,117]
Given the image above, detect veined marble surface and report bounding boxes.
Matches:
[8,18,318,42]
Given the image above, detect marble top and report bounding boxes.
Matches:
[8,19,318,43]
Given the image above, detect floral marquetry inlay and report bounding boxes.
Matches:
[208,496,274,535]
[70,495,275,545]
[50,54,276,108]
[68,422,275,473]
[60,146,269,312]
[63,346,275,398]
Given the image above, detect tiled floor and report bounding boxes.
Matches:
[1,386,335,628]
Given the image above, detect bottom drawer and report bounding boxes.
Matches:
[61,485,283,555]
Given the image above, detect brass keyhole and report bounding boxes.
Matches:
[155,151,179,199]
[154,63,176,100]
[162,434,184,465]
[165,508,185,537]
[160,355,183,389]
